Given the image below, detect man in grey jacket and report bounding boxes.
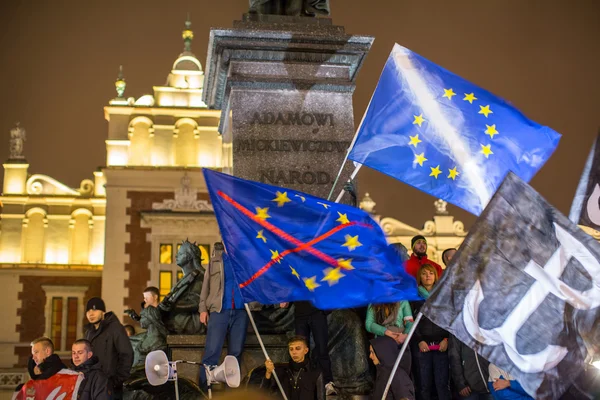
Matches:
[199,242,249,388]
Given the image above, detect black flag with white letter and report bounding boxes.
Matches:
[421,172,600,399]
[569,131,600,231]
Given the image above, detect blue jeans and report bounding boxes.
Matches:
[200,309,249,386]
[416,350,451,400]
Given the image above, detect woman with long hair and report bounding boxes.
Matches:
[410,264,451,400]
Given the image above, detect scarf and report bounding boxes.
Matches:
[289,357,309,372]
[418,286,431,299]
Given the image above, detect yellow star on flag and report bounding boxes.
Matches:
[463,93,477,104]
[294,194,306,202]
[256,230,267,243]
[342,235,362,251]
[303,276,321,292]
[336,212,350,225]
[485,124,499,139]
[270,249,282,263]
[414,152,427,167]
[337,258,355,270]
[409,134,422,147]
[478,105,493,118]
[442,88,456,100]
[272,191,291,207]
[413,114,425,127]
[481,144,493,158]
[317,202,330,209]
[255,207,271,220]
[448,167,460,180]
[321,268,345,286]
[290,265,300,280]
[430,165,442,179]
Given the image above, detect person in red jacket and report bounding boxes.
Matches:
[404,235,443,279]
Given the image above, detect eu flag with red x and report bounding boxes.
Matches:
[203,169,420,310]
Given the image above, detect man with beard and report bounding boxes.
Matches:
[71,339,111,399]
[404,235,443,279]
[262,336,325,400]
[84,297,133,399]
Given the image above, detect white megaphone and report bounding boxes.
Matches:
[145,350,177,386]
[206,355,240,388]
[145,350,241,399]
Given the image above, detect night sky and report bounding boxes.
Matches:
[1,0,599,230]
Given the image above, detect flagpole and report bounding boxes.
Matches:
[381,312,423,400]
[244,303,288,400]
[327,92,374,201]
[334,163,363,203]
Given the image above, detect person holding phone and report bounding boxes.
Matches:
[410,264,451,400]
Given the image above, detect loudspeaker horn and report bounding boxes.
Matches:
[207,355,241,388]
[145,350,175,386]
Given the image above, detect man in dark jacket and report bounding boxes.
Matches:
[262,335,325,400]
[84,297,133,399]
[448,335,492,399]
[369,335,414,400]
[71,339,112,400]
[28,337,67,379]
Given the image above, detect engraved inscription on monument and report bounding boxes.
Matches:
[231,91,355,198]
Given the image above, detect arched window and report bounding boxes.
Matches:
[129,117,153,166]
[70,210,91,264]
[23,209,46,263]
[174,119,198,166]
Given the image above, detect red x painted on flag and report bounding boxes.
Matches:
[217,191,373,288]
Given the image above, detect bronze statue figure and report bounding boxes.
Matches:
[158,239,205,335]
[249,0,330,17]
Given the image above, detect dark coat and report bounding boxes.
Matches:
[448,335,490,394]
[261,360,325,400]
[85,311,133,395]
[370,336,415,400]
[410,300,449,344]
[74,355,112,400]
[27,354,67,380]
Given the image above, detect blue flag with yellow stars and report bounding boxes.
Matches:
[203,169,420,309]
[348,44,561,215]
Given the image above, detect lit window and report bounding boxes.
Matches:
[198,244,210,266]
[160,244,173,264]
[66,298,78,350]
[177,271,183,282]
[50,298,63,349]
[159,271,173,301]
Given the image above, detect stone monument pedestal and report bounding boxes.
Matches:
[167,333,289,384]
[203,14,373,200]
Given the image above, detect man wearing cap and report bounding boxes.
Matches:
[404,235,443,279]
[84,297,133,399]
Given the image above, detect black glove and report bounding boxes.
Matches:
[124,309,141,321]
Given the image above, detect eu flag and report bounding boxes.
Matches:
[348,44,561,215]
[203,169,420,310]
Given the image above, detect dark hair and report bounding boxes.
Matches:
[31,337,54,353]
[72,339,92,352]
[124,325,136,336]
[143,286,160,297]
[441,248,456,266]
[371,303,399,324]
[287,335,308,347]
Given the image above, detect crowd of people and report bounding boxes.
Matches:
[17,235,534,400]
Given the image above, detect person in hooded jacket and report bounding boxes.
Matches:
[369,335,415,400]
[261,335,325,400]
[71,339,112,400]
[84,297,133,399]
[448,335,492,399]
